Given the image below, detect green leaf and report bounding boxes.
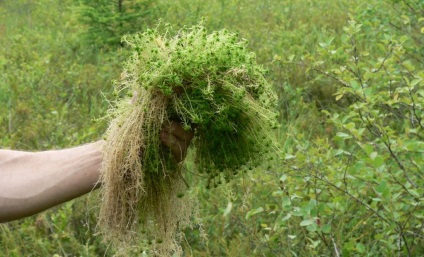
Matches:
[363,71,374,80]
[361,143,374,155]
[319,42,328,48]
[306,222,318,232]
[350,80,360,90]
[364,87,373,97]
[293,208,304,217]
[282,196,292,209]
[334,149,345,156]
[335,132,352,140]
[402,60,415,72]
[321,224,331,234]
[373,155,384,169]
[408,189,420,198]
[344,122,355,130]
[356,243,366,253]
[281,213,292,222]
[246,207,264,220]
[399,35,409,43]
[300,219,313,226]
[376,181,391,200]
[405,141,424,152]
[411,78,422,87]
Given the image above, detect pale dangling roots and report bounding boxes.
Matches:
[99,90,195,255]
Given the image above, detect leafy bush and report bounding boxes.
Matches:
[249,16,424,257]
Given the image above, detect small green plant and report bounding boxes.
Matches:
[78,0,159,48]
[99,23,279,255]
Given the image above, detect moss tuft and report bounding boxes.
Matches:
[99,23,278,255]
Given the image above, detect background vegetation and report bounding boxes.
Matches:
[1,0,423,256]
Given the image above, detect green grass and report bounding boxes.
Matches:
[1,0,423,256]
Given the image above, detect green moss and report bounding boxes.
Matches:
[118,23,278,181]
[99,23,279,254]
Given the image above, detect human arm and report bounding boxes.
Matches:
[0,121,194,223]
[0,141,103,223]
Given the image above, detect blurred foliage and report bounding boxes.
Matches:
[0,0,423,256]
[77,0,160,48]
[0,0,123,150]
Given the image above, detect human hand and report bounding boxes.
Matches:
[131,91,194,162]
[160,120,195,162]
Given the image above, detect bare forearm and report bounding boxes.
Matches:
[0,141,103,222]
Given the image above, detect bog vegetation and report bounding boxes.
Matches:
[0,0,423,256]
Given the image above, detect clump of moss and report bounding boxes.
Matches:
[99,23,278,255]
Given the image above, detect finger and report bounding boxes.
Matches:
[162,120,195,142]
[160,131,188,162]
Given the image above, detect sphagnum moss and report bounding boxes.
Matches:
[99,24,279,256]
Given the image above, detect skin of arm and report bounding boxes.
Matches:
[0,121,194,223]
[0,142,103,222]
